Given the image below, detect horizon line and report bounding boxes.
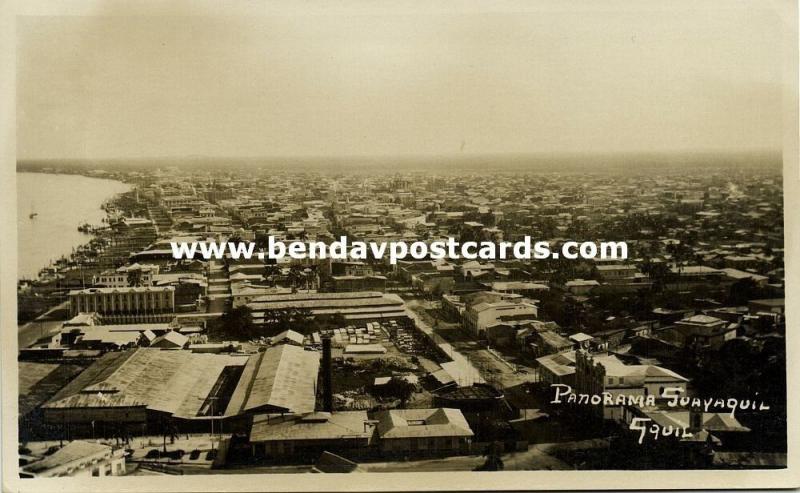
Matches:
[16,148,783,164]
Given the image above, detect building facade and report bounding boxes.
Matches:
[68,286,175,318]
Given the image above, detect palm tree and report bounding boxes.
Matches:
[127,269,144,287]
[161,418,179,454]
[263,263,281,286]
[287,265,305,290]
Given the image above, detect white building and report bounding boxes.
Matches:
[93,263,160,288]
[463,300,538,337]
[20,441,126,478]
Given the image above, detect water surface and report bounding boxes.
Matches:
[17,172,131,279]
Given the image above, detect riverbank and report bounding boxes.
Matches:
[17,172,133,323]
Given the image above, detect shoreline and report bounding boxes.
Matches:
[17,172,133,324]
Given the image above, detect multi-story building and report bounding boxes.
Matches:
[68,286,175,319]
[674,314,737,349]
[463,299,538,338]
[574,350,689,421]
[93,264,159,288]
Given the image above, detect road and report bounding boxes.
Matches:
[206,260,232,313]
[18,301,70,349]
[403,298,538,389]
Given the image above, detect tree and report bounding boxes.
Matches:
[287,265,306,290]
[208,306,256,340]
[475,441,504,471]
[380,376,415,408]
[161,417,179,454]
[640,260,669,293]
[259,307,315,336]
[127,269,144,287]
[728,278,761,306]
[263,263,281,286]
[430,282,445,299]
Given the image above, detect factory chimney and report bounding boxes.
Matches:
[322,336,333,413]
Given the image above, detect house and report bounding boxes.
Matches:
[441,294,466,321]
[57,322,170,349]
[537,351,581,386]
[720,268,768,287]
[373,408,473,456]
[590,328,627,351]
[412,271,455,296]
[396,260,440,283]
[152,273,208,310]
[723,255,759,269]
[485,320,534,348]
[331,275,388,293]
[457,260,496,281]
[93,263,159,288]
[574,350,689,421]
[620,404,751,467]
[569,332,594,350]
[249,411,374,459]
[20,441,126,478]
[331,261,374,277]
[150,330,189,349]
[563,279,600,295]
[674,314,737,349]
[595,264,640,283]
[747,298,785,315]
[666,266,725,289]
[464,299,538,338]
[538,350,689,418]
[481,281,549,297]
[529,330,573,357]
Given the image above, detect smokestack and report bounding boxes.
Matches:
[322,336,333,413]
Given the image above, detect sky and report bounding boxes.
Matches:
[16,2,787,160]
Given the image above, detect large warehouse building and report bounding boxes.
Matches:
[42,344,320,436]
[247,291,407,325]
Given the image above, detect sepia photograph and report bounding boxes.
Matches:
[2,0,798,491]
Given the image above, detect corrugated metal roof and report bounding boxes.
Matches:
[250,411,371,442]
[44,348,247,418]
[238,345,320,415]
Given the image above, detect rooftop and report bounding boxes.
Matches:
[225,344,320,415]
[374,408,474,439]
[250,411,372,443]
[44,348,248,419]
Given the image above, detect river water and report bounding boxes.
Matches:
[17,172,131,280]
